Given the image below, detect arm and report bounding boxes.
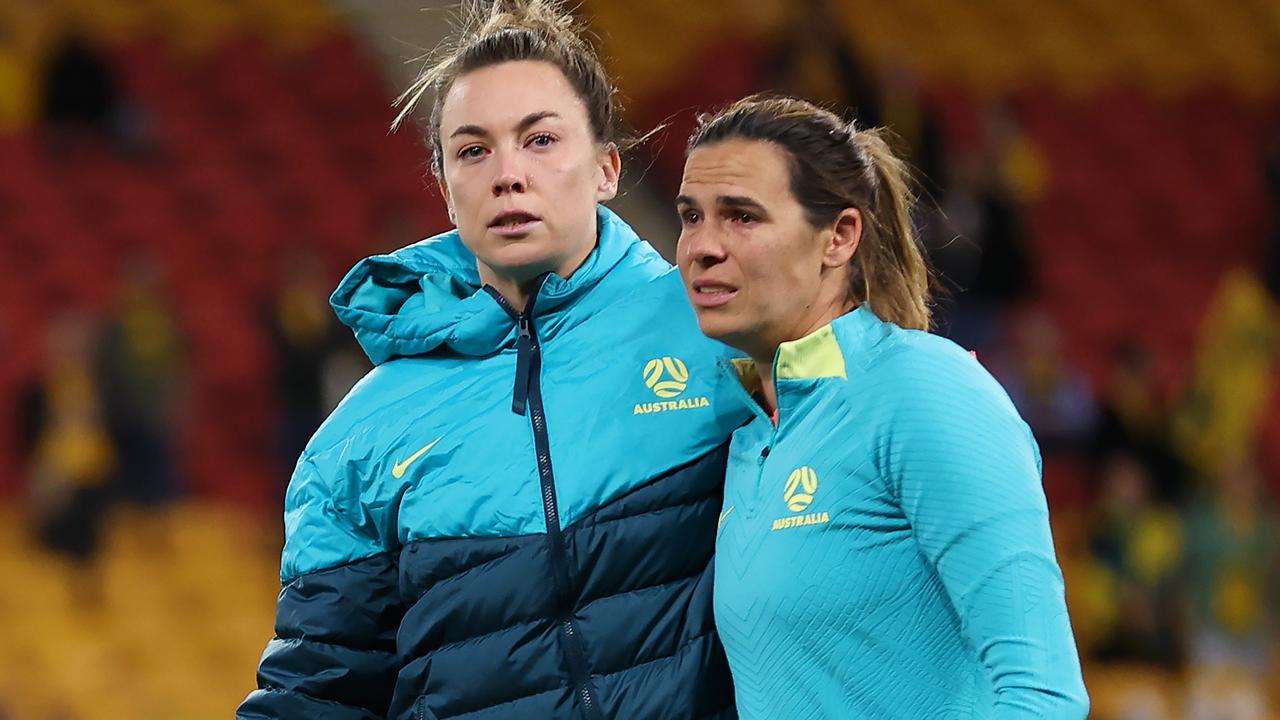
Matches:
[884,350,1089,718]
[237,456,405,719]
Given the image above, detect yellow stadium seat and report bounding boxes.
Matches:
[0,500,280,719]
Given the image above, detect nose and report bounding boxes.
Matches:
[492,152,528,197]
[679,225,727,269]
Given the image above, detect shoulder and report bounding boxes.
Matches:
[308,360,426,451]
[883,326,1012,401]
[593,239,683,304]
[838,318,1026,435]
[838,322,1042,491]
[586,254,736,362]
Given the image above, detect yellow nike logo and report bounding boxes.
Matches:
[718,505,735,531]
[392,437,443,479]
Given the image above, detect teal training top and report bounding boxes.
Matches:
[713,306,1090,719]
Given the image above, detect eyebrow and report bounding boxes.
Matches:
[675,194,768,214]
[448,111,562,141]
[719,195,768,213]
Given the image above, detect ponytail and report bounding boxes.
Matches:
[850,129,930,331]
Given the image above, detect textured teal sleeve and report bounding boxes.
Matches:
[883,344,1090,718]
[281,453,387,582]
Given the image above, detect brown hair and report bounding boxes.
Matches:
[393,0,621,178]
[688,95,932,331]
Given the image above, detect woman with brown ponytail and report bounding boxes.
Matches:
[675,95,1090,719]
[238,2,751,718]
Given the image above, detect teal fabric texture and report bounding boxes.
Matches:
[714,306,1090,719]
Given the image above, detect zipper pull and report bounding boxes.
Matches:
[512,314,532,415]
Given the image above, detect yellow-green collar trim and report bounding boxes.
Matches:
[730,323,848,389]
[776,324,847,380]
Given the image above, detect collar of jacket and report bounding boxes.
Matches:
[330,204,645,364]
[725,305,891,418]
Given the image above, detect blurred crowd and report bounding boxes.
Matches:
[14,246,368,607]
[6,18,370,600]
[2,0,1279,718]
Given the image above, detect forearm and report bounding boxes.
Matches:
[957,547,1090,719]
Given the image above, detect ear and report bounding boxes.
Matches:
[823,208,861,268]
[594,143,622,202]
[436,176,457,225]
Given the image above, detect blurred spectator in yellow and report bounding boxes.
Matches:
[94,254,184,532]
[1172,270,1277,479]
[22,309,116,608]
[1089,451,1185,667]
[1184,457,1277,681]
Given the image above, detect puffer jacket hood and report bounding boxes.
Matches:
[330,204,653,363]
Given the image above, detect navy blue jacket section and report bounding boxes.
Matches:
[239,554,401,719]
[390,447,734,720]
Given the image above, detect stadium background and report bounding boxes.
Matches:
[1,0,1278,717]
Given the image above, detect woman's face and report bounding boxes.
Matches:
[438,60,620,290]
[676,139,859,359]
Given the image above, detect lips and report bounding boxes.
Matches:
[487,209,542,238]
[489,210,540,227]
[690,278,738,308]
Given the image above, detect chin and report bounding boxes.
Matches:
[692,310,739,345]
[481,239,556,274]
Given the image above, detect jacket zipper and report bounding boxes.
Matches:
[511,312,533,415]
[484,281,604,720]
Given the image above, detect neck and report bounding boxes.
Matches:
[479,237,598,312]
[483,273,540,311]
[746,296,856,416]
[799,290,857,342]
[751,355,778,415]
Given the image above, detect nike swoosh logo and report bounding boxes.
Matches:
[718,505,735,531]
[392,437,443,479]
